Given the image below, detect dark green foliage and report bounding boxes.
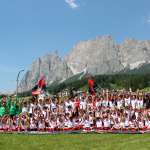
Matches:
[18,73,150,96]
[47,73,150,94]
[17,73,150,97]
[0,95,4,99]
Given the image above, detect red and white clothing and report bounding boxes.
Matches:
[103,119,111,128]
[96,119,103,128]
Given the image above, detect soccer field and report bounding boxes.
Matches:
[0,134,150,150]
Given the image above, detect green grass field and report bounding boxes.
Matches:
[0,134,150,150]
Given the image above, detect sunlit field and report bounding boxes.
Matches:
[0,134,150,150]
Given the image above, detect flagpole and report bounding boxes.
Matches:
[16,69,24,97]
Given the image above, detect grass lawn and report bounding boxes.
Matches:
[0,133,150,150]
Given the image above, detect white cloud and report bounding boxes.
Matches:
[65,0,79,9]
[147,15,150,23]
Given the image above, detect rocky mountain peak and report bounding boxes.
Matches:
[19,53,73,92]
[19,35,150,92]
[66,35,123,75]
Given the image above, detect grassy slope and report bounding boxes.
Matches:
[0,134,150,150]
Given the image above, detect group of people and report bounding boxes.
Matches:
[1,89,150,132]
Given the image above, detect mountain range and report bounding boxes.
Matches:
[19,35,150,92]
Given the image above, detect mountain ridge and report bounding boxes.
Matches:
[19,35,150,92]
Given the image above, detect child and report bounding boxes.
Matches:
[96,117,103,129]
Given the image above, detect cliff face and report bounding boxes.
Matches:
[66,36,123,75]
[119,39,150,69]
[19,36,150,92]
[19,53,73,92]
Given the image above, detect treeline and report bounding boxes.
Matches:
[47,73,150,94]
[94,74,150,91]
[17,73,150,97]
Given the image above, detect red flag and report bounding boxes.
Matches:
[88,79,94,88]
[32,75,46,96]
[88,79,95,95]
[38,75,46,88]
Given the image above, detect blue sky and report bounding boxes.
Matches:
[0,0,150,92]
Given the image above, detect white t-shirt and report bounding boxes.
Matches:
[38,104,43,110]
[102,100,109,107]
[42,110,47,118]
[124,119,129,127]
[129,121,135,128]
[138,121,144,128]
[84,120,91,128]
[125,98,131,107]
[29,103,34,114]
[96,101,101,108]
[30,120,37,129]
[96,120,103,128]
[117,100,123,109]
[22,107,28,113]
[131,99,137,109]
[145,120,150,128]
[135,112,139,119]
[50,121,57,128]
[103,119,110,128]
[51,103,56,110]
[109,101,114,108]
[65,101,72,112]
[113,123,120,129]
[64,120,73,128]
[38,122,45,129]
[137,100,143,109]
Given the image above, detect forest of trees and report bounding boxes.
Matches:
[50,74,150,93]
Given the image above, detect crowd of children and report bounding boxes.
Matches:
[1,89,150,132]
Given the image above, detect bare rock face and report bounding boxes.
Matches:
[119,39,150,69]
[19,53,73,92]
[19,35,150,92]
[66,35,124,74]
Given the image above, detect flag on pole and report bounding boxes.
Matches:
[38,75,46,89]
[32,75,47,96]
[88,78,95,95]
